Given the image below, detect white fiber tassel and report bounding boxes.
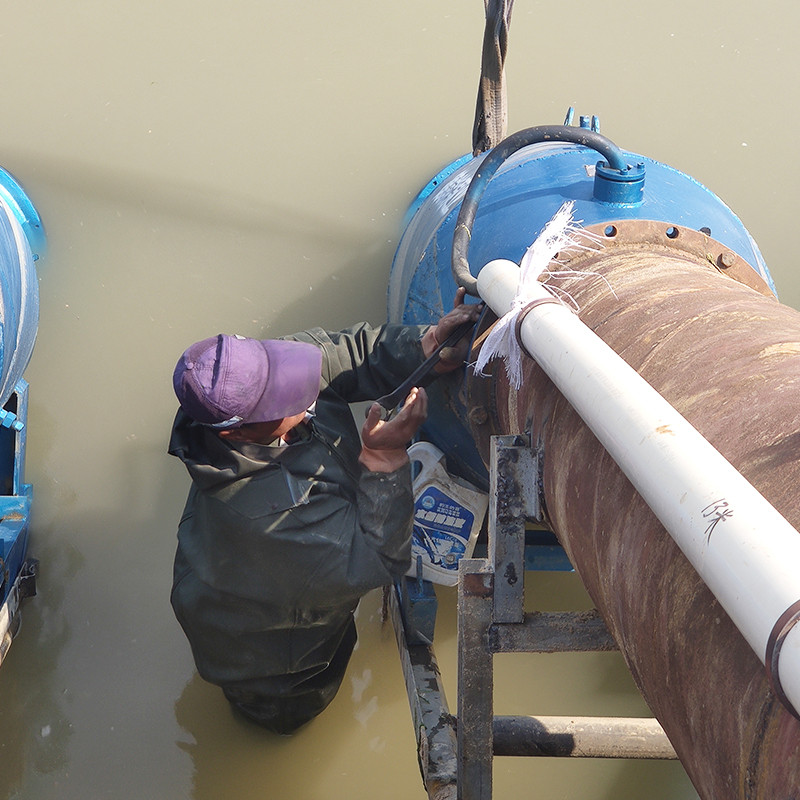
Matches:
[473,201,599,388]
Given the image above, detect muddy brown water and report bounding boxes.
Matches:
[0,2,797,797]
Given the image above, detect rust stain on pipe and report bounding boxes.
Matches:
[466,221,800,798]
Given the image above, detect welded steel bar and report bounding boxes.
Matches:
[488,610,618,654]
[476,258,800,719]
[488,435,532,623]
[493,716,677,759]
[389,585,457,800]
[457,559,494,800]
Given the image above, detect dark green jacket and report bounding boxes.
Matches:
[169,323,427,686]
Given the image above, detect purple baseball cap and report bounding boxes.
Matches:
[173,334,322,428]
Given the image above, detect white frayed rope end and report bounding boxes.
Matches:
[472,201,599,389]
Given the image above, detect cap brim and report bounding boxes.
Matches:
[246,339,322,422]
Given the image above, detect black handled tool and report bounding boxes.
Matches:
[369,319,476,420]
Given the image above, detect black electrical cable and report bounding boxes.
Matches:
[452,125,630,295]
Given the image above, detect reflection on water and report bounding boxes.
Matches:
[0,533,75,797]
[173,591,426,800]
[0,0,795,797]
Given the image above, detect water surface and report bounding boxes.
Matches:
[0,2,796,797]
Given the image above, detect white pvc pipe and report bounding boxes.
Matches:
[477,258,800,716]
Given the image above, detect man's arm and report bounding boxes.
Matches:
[340,386,426,579]
[353,291,481,571]
[295,288,483,403]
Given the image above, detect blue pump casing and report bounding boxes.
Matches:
[388,127,777,489]
[0,167,43,650]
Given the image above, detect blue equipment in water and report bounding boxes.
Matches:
[388,115,777,493]
[0,167,44,664]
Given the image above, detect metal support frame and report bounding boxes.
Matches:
[392,433,676,800]
[0,557,36,665]
[389,581,458,800]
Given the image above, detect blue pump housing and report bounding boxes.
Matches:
[388,122,777,489]
[0,167,43,658]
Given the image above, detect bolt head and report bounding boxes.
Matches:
[468,406,489,425]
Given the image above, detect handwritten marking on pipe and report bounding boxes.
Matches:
[703,499,733,542]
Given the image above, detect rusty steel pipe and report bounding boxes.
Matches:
[466,221,800,798]
[478,255,800,710]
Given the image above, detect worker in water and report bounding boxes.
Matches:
[168,290,481,734]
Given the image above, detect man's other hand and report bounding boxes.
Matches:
[359,387,428,472]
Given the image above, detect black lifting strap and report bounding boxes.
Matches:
[472,0,515,156]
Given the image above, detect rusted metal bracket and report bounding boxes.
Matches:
[393,434,676,799]
[458,559,495,800]
[490,434,539,624]
[0,557,36,666]
[389,582,457,800]
[488,608,618,653]
[457,435,676,798]
[494,716,677,759]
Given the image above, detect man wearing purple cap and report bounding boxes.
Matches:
[168,291,480,734]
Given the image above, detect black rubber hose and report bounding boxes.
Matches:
[452,125,630,295]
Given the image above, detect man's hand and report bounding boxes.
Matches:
[359,386,428,472]
[422,287,484,371]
